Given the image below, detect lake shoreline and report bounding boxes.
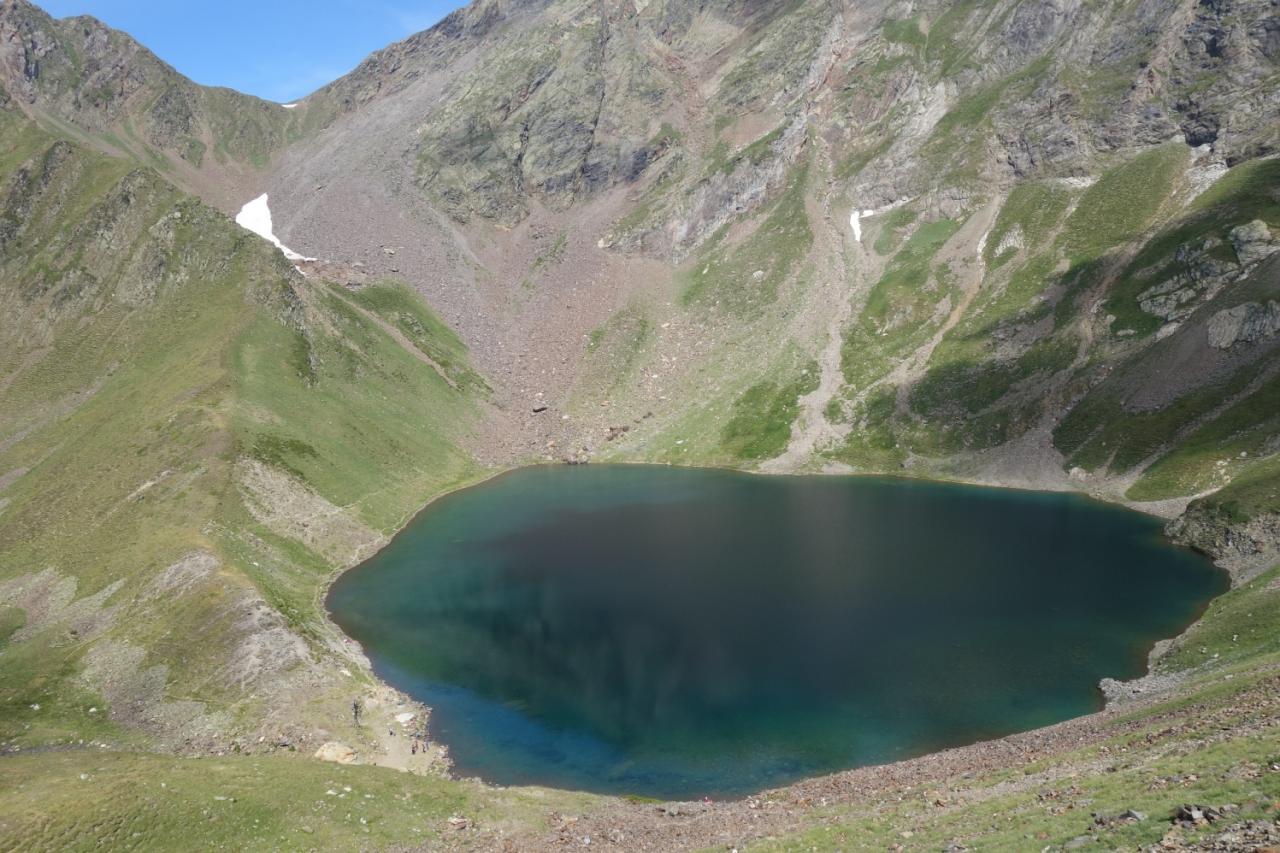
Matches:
[317,462,1234,799]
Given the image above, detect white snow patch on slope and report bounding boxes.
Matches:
[849,208,877,242]
[850,200,910,243]
[280,103,298,110]
[235,194,314,262]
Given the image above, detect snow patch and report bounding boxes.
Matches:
[280,103,298,110]
[234,194,315,262]
[849,208,877,242]
[849,199,908,243]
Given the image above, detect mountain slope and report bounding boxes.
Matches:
[0,87,485,758]
[0,0,1278,849]
[248,0,1279,566]
[2,0,1276,730]
[0,0,317,208]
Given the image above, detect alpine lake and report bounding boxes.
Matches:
[328,465,1226,799]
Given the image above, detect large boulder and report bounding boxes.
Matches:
[1229,220,1277,267]
[1206,301,1280,349]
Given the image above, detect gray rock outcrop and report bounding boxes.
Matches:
[1229,220,1277,267]
[1138,239,1237,321]
[1206,300,1280,348]
[1168,505,1280,582]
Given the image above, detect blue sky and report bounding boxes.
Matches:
[38,0,464,102]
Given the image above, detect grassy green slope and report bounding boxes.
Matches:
[813,144,1279,517]
[0,749,599,850]
[0,108,483,754]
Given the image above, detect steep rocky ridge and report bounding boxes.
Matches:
[0,0,314,208]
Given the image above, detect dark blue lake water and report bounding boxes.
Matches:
[327,465,1224,798]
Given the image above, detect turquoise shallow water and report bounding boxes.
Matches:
[327,465,1225,798]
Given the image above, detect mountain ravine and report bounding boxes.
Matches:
[0,0,1278,849]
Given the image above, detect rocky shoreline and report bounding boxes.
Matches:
[311,460,1262,799]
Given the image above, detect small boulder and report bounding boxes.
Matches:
[1172,804,1223,826]
[1229,220,1276,267]
[1095,809,1147,827]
